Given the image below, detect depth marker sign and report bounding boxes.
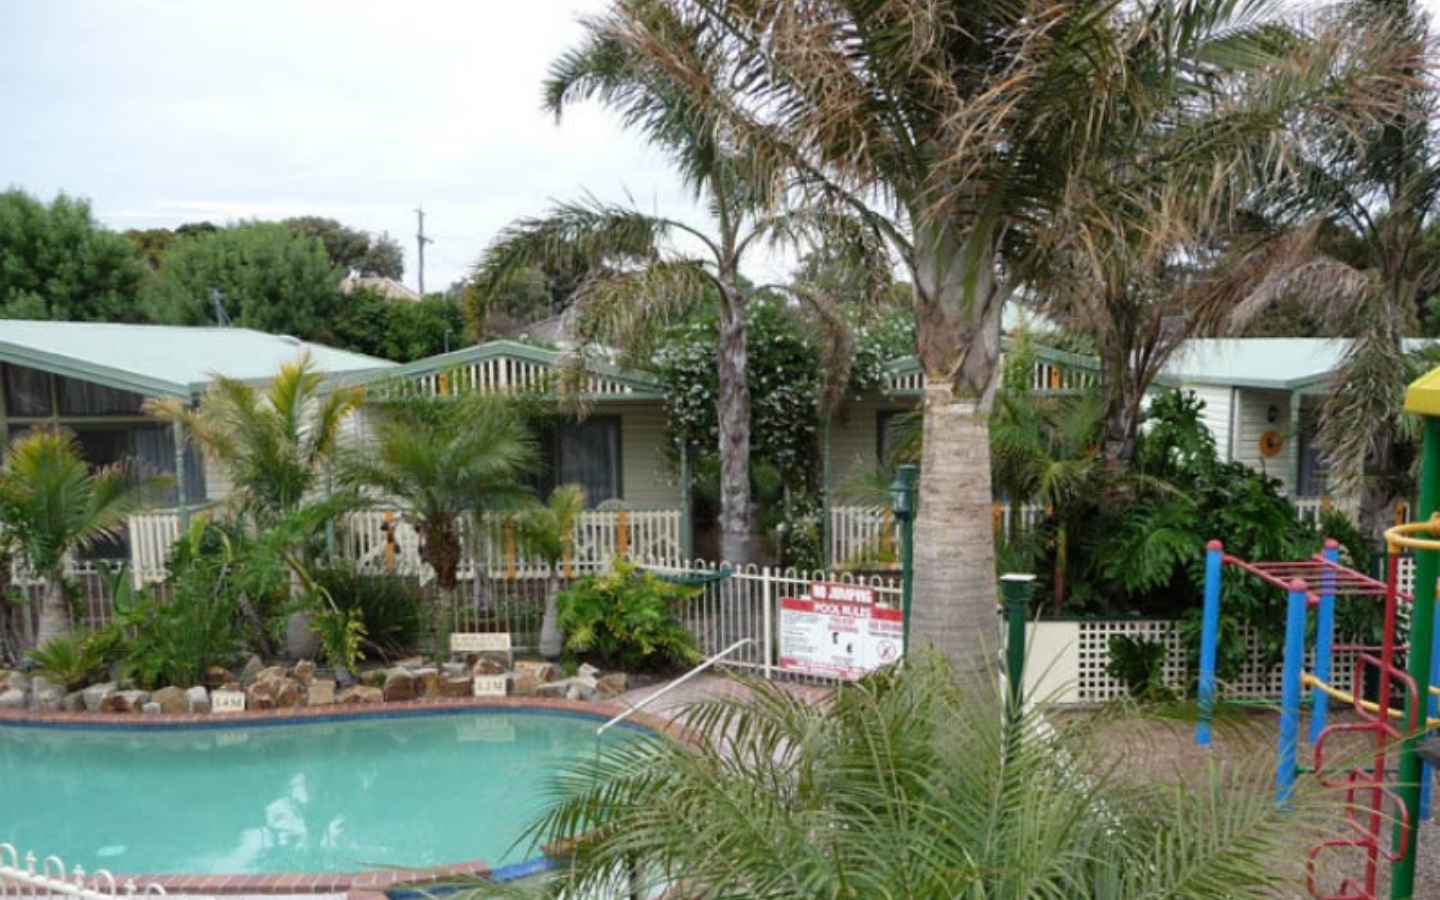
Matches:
[779,582,903,681]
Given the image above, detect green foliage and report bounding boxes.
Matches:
[332,288,467,362]
[109,555,246,690]
[141,221,346,341]
[28,631,109,690]
[311,564,423,659]
[309,604,367,673]
[0,189,147,321]
[1105,635,1175,702]
[556,558,700,669]
[284,216,403,279]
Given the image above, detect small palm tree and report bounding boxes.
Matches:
[514,484,586,659]
[0,429,153,647]
[147,352,363,527]
[503,652,1335,900]
[341,390,535,657]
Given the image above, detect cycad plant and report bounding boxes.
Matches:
[0,429,154,647]
[488,651,1334,900]
[514,484,586,659]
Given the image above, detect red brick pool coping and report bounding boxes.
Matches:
[0,696,682,895]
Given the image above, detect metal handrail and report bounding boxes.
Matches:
[596,638,754,738]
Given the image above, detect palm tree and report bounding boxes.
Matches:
[0,429,153,647]
[573,0,1417,674]
[514,484,586,659]
[470,13,888,564]
[489,651,1336,900]
[340,390,535,658]
[146,352,363,528]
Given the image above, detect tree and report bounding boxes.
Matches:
[580,0,1418,672]
[0,190,147,322]
[333,288,467,362]
[509,651,1334,900]
[0,429,152,647]
[473,15,886,563]
[515,484,586,659]
[284,216,404,279]
[340,391,534,657]
[141,221,346,341]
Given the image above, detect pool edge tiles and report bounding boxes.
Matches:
[0,698,677,893]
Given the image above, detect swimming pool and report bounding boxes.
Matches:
[0,708,640,876]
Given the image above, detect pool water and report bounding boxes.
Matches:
[0,710,635,875]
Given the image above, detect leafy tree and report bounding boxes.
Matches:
[141,221,346,341]
[124,228,178,270]
[580,0,1416,672]
[284,216,404,279]
[515,484,586,659]
[0,429,153,647]
[0,189,147,321]
[333,287,466,362]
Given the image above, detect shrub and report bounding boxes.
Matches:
[1105,634,1175,702]
[310,564,423,660]
[556,558,701,670]
[28,631,109,690]
[109,556,246,690]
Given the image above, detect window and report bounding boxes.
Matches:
[57,375,145,416]
[535,417,621,506]
[3,364,52,417]
[876,409,915,470]
[1297,404,1329,498]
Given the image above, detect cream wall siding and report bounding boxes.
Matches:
[1233,388,1296,494]
[828,397,915,487]
[201,453,233,502]
[593,402,682,508]
[1185,384,1235,461]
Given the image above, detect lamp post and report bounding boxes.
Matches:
[1000,573,1037,710]
[889,464,918,657]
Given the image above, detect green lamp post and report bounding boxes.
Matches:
[1000,573,1037,710]
[889,464,918,657]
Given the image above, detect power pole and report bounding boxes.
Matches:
[415,206,434,296]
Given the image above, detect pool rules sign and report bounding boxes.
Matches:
[779,582,903,680]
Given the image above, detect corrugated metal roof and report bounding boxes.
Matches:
[1161,338,1437,391]
[0,320,393,399]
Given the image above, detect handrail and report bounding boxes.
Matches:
[596,638,754,738]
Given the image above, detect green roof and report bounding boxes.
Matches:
[1160,338,1438,392]
[0,320,393,400]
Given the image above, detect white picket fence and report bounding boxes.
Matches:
[0,844,170,899]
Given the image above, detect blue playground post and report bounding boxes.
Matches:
[1278,578,1309,805]
[1425,565,1440,823]
[1198,540,1224,748]
[1310,539,1339,746]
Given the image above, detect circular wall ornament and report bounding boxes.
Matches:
[1259,430,1285,457]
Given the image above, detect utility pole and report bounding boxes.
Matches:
[415,205,434,296]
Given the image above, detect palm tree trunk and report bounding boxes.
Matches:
[716,302,754,563]
[35,570,70,648]
[539,570,563,659]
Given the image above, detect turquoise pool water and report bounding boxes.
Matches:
[0,710,635,875]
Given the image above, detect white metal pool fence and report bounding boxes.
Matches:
[0,844,170,899]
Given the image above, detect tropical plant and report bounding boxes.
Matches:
[573,0,1418,675]
[0,428,154,647]
[28,631,110,691]
[340,390,534,660]
[555,558,700,670]
[108,555,247,691]
[311,564,423,660]
[487,650,1333,900]
[470,12,889,564]
[147,353,363,528]
[514,484,586,659]
[1105,635,1176,703]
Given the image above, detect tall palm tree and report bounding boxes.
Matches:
[470,12,888,564]
[576,0,1418,673]
[340,390,535,656]
[493,651,1337,900]
[514,484,586,659]
[0,429,153,647]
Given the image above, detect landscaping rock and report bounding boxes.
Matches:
[0,688,26,709]
[34,689,64,712]
[82,682,116,713]
[383,669,417,702]
[337,685,383,705]
[274,680,303,709]
[534,680,571,699]
[1,671,29,693]
[152,686,188,715]
[100,690,149,714]
[307,679,336,706]
[245,683,277,710]
[596,672,628,698]
[205,666,234,689]
[293,660,317,686]
[578,663,602,679]
[471,657,506,676]
[240,655,264,685]
[141,702,162,715]
[284,609,320,660]
[440,674,473,697]
[513,660,561,696]
[255,666,289,685]
[62,691,86,713]
[186,686,210,714]
[415,667,440,698]
[442,661,471,678]
[30,675,57,697]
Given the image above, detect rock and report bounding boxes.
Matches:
[568,674,599,701]
[240,654,264,685]
[245,683,277,710]
[515,660,561,682]
[34,689,64,712]
[415,667,440,699]
[396,656,425,670]
[186,686,210,714]
[534,680,571,698]
[1,671,29,693]
[205,666,234,689]
[62,691,86,713]
[293,660,317,686]
[442,661,471,678]
[284,609,321,660]
[596,672,628,698]
[29,675,57,697]
[255,666,289,685]
[221,681,243,694]
[440,674,473,697]
[141,702,162,715]
[307,679,336,706]
[152,686,188,715]
[577,662,602,679]
[274,680,303,709]
[82,682,116,713]
[100,690,149,714]
[337,685,383,705]
[383,669,417,702]
[471,657,506,676]
[0,689,25,709]
[512,661,561,696]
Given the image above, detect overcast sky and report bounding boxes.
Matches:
[1,0,717,293]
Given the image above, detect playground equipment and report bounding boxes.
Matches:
[1194,365,1440,900]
